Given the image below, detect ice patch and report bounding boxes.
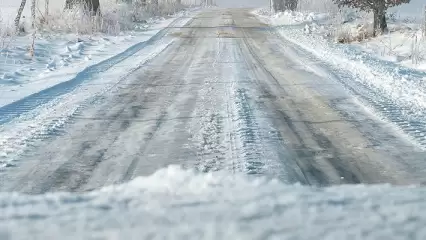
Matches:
[1,166,426,239]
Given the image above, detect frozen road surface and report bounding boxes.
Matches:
[2,8,426,240]
[1,9,426,194]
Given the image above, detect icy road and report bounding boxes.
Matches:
[1,9,426,194]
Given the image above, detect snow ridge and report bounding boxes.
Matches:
[1,165,426,240]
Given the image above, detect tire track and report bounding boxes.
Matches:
[237,23,366,185]
[274,30,426,149]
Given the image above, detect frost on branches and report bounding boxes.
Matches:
[332,0,410,36]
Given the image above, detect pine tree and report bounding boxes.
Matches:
[332,0,410,36]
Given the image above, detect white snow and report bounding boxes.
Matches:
[1,165,426,239]
[0,17,179,108]
[0,0,196,108]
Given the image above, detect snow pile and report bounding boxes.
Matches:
[354,25,426,70]
[252,8,329,26]
[1,165,426,239]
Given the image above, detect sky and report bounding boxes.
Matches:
[214,0,268,8]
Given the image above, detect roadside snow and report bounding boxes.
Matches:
[0,16,182,108]
[254,0,426,71]
[1,165,426,240]
[354,27,426,70]
[254,6,426,148]
[0,9,196,168]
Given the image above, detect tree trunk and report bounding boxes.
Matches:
[31,0,36,28]
[45,0,49,19]
[273,0,285,12]
[14,0,27,31]
[65,0,100,14]
[424,5,426,37]
[373,7,387,37]
[285,0,297,11]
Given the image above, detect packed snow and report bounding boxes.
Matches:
[1,166,426,240]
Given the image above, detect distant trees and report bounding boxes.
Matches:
[332,0,410,36]
[272,0,411,37]
[272,0,298,12]
[202,0,214,6]
[13,0,191,32]
[65,0,101,14]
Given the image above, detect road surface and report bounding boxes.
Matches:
[1,9,425,194]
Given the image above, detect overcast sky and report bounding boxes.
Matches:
[214,0,268,8]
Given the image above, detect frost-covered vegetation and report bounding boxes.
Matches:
[266,0,426,69]
[5,0,196,35]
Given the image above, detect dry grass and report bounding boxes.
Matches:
[334,24,375,43]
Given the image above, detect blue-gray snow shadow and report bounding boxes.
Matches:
[0,25,173,125]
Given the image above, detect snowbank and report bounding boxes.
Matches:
[0,13,188,108]
[1,165,426,239]
[254,5,426,148]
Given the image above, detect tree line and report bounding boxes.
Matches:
[14,0,101,31]
[14,0,194,32]
[272,0,411,36]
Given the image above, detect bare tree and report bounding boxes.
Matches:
[14,0,27,31]
[45,0,49,19]
[332,0,410,36]
[424,5,426,37]
[31,0,36,28]
[273,0,285,12]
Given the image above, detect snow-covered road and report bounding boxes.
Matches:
[1,9,425,193]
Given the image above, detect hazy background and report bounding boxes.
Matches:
[215,0,268,8]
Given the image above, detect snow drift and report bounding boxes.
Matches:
[1,165,426,240]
